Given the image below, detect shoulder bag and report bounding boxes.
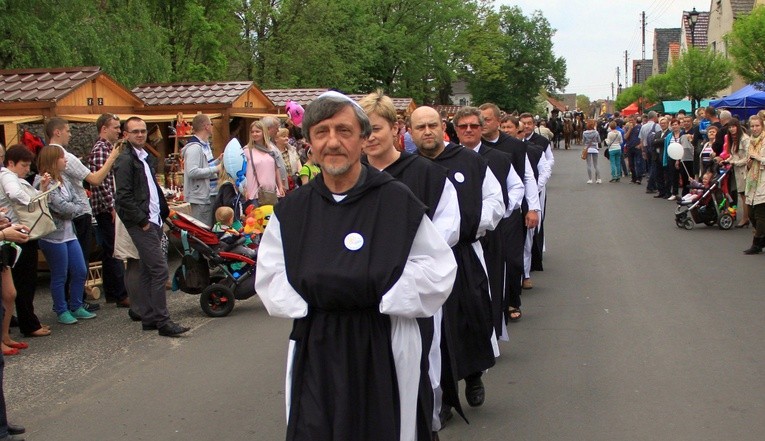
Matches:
[247,148,278,206]
[13,182,58,240]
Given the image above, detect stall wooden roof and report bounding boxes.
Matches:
[0,66,143,116]
[132,81,276,114]
[346,95,416,114]
[263,88,330,107]
[435,105,463,117]
[264,88,416,114]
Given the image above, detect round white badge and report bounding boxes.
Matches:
[344,232,364,251]
[454,172,465,183]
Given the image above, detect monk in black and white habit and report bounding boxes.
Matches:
[359,90,460,440]
[410,105,505,424]
[255,91,458,441]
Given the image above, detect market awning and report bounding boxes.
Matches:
[60,113,222,123]
[0,115,44,124]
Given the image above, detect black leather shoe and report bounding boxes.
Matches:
[128,309,141,322]
[142,323,158,331]
[465,377,485,407]
[7,422,25,435]
[743,245,762,255]
[158,321,190,337]
[83,302,101,312]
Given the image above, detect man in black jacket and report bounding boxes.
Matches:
[114,117,189,337]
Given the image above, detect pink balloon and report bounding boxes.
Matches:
[285,100,304,127]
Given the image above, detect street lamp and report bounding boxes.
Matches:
[688,8,700,47]
[636,64,641,84]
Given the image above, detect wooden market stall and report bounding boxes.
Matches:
[132,81,280,156]
[0,66,143,147]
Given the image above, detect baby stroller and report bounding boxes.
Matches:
[674,165,735,230]
[165,211,258,317]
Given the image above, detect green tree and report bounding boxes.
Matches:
[614,84,643,112]
[641,73,680,104]
[576,94,590,112]
[0,0,171,87]
[666,47,732,113]
[146,0,241,82]
[461,5,567,112]
[726,5,765,89]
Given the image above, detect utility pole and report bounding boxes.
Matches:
[625,50,629,88]
[616,67,621,95]
[642,11,646,61]
[611,82,614,101]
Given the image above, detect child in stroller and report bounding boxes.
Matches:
[675,164,735,230]
[167,210,258,317]
[212,206,257,261]
[680,169,715,204]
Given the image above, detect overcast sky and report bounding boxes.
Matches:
[497,0,710,101]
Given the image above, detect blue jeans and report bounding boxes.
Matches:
[609,150,623,179]
[39,239,87,315]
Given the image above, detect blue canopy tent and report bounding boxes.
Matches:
[709,85,765,119]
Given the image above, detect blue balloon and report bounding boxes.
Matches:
[223,138,246,187]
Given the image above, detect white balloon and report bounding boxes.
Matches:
[667,142,685,160]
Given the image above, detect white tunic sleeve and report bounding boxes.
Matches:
[379,214,457,319]
[476,166,505,238]
[544,144,555,170]
[431,179,460,248]
[523,155,541,211]
[537,155,552,189]
[254,214,308,318]
[505,164,525,215]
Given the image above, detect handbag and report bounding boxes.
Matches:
[581,148,587,160]
[604,147,610,159]
[13,182,57,240]
[247,147,279,206]
[114,212,140,260]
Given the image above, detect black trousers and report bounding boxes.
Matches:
[95,212,127,301]
[0,304,8,438]
[11,240,41,335]
[750,204,765,238]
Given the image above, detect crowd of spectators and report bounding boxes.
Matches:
[588,106,765,253]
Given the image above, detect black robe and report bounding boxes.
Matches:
[526,131,551,151]
[276,165,426,441]
[475,144,513,336]
[426,144,495,383]
[380,152,449,439]
[483,133,528,310]
[525,143,545,272]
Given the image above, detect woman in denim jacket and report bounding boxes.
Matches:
[36,145,96,325]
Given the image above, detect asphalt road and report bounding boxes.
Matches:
[6,146,765,440]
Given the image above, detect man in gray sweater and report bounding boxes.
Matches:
[181,114,221,225]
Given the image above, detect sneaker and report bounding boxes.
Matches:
[57,311,78,325]
[586,180,593,184]
[71,307,97,320]
[667,195,677,201]
[596,179,602,184]
[83,301,101,312]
